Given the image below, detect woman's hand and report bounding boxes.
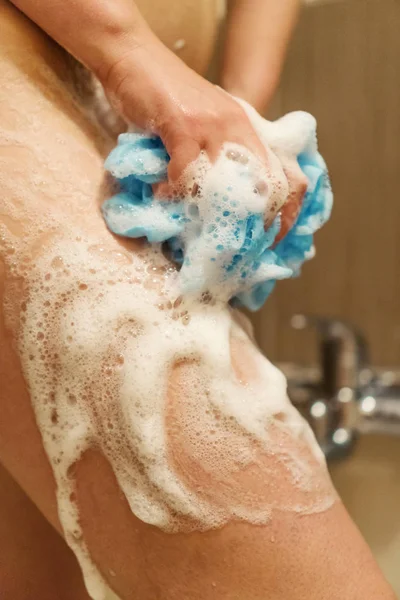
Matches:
[99,30,308,236]
[9,0,302,232]
[98,31,268,183]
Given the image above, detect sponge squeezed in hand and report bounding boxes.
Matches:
[102,100,332,310]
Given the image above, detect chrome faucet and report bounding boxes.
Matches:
[280,314,400,460]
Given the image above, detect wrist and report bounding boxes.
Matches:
[97,32,187,130]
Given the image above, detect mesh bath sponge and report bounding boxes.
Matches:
[102,106,332,311]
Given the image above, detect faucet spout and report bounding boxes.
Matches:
[281,315,400,459]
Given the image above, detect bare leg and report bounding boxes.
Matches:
[0,3,395,600]
[0,463,90,600]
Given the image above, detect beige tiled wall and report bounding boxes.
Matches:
[249,0,400,369]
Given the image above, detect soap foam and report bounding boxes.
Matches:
[7,230,334,598]
[102,102,332,311]
[0,106,334,600]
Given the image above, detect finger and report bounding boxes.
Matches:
[152,135,201,199]
[165,136,202,183]
[152,181,175,200]
[274,162,308,244]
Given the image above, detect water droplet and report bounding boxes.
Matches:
[51,256,65,270]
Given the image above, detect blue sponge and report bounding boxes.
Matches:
[102,125,332,311]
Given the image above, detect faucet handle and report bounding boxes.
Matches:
[290,314,369,397]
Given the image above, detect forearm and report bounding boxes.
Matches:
[221,0,301,112]
[8,0,149,77]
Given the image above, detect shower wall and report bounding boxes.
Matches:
[250,0,400,368]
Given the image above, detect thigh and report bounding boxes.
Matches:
[0,5,394,600]
[0,463,90,600]
[0,0,113,527]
